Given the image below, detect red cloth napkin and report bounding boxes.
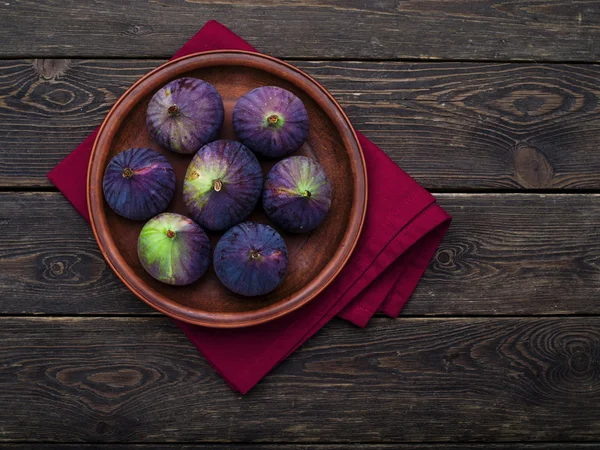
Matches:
[48,20,451,394]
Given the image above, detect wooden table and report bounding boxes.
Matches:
[1,1,600,448]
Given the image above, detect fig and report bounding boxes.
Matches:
[232,86,309,158]
[146,77,224,154]
[214,222,288,296]
[263,156,332,233]
[137,212,210,286]
[102,147,176,221]
[183,140,263,231]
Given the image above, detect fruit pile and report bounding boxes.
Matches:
[102,78,332,297]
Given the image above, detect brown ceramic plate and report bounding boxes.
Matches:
[88,50,367,328]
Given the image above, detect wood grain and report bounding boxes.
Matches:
[3,446,600,450]
[2,59,600,189]
[0,1,598,60]
[408,192,600,316]
[1,192,600,316]
[2,2,599,447]
[1,316,599,442]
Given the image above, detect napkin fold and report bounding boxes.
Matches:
[48,20,451,394]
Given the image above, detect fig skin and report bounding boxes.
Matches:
[147,77,224,154]
[138,213,211,286]
[102,147,176,221]
[183,140,263,231]
[263,156,332,233]
[214,222,288,297]
[232,86,309,158]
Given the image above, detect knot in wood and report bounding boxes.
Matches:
[50,261,65,276]
[436,249,453,265]
[570,351,591,373]
[32,59,71,82]
[513,143,554,188]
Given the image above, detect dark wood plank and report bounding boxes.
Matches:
[0,316,599,442]
[13,443,572,448]
[0,192,151,314]
[408,192,600,315]
[0,1,598,60]
[2,59,600,189]
[1,192,599,316]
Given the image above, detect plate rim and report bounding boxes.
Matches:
[87,50,368,328]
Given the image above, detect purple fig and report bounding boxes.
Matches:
[138,212,210,286]
[214,222,288,296]
[232,86,309,158]
[263,156,332,233]
[102,147,176,221]
[183,140,263,231]
[146,77,224,154]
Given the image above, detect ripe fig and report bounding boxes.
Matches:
[232,86,309,158]
[102,147,176,221]
[214,222,288,296]
[147,77,224,154]
[263,156,332,233]
[138,212,210,286]
[183,140,263,231]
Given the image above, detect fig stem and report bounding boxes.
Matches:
[167,105,179,117]
[267,114,280,126]
[212,179,223,192]
[122,168,134,179]
[249,250,261,260]
[304,190,311,198]
[166,230,175,239]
